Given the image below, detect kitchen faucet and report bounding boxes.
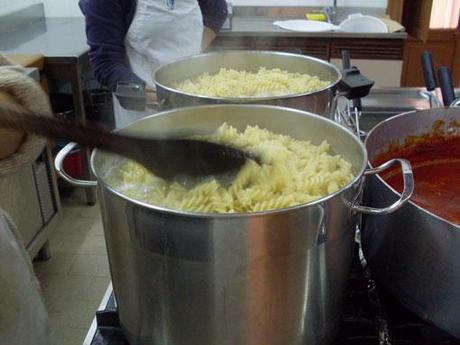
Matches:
[323,0,338,24]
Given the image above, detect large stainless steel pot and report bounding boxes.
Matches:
[362,107,460,339]
[153,51,342,116]
[55,105,413,345]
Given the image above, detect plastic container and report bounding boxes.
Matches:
[339,13,388,33]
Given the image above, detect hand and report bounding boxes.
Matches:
[202,26,217,50]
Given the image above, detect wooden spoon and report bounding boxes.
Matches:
[0,104,256,179]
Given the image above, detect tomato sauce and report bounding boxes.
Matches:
[374,135,460,225]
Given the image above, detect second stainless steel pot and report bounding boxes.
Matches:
[362,107,460,339]
[153,51,342,116]
[55,105,412,345]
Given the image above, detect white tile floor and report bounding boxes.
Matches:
[33,189,110,345]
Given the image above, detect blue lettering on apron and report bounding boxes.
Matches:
[165,0,175,10]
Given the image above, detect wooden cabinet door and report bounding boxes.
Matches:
[387,0,404,22]
[401,35,456,87]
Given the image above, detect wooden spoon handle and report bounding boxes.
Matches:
[0,103,131,154]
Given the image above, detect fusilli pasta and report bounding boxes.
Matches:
[174,67,330,98]
[106,124,355,213]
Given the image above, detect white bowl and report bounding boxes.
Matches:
[339,13,388,33]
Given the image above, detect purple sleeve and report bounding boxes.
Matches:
[198,0,228,32]
[79,0,143,92]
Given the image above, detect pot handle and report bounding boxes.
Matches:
[351,159,414,215]
[146,97,167,112]
[54,142,98,188]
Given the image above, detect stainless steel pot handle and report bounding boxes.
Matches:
[329,92,342,119]
[54,142,98,188]
[450,99,460,107]
[146,97,166,111]
[351,159,414,215]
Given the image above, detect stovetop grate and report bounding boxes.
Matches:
[90,243,460,345]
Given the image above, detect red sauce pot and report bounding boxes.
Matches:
[374,125,460,225]
[362,108,460,339]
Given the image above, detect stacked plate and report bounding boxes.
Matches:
[274,13,389,33]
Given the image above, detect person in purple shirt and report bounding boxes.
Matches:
[79,0,228,128]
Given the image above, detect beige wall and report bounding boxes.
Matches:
[331,58,403,87]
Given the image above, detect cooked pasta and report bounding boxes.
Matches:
[106,124,355,213]
[174,67,330,98]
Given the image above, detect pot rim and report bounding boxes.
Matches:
[364,109,460,229]
[92,104,367,218]
[152,50,342,102]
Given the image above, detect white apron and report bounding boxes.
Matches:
[114,0,203,128]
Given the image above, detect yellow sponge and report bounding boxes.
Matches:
[305,13,328,21]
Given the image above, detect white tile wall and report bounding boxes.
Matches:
[43,0,82,17]
[0,0,40,16]
[40,0,387,17]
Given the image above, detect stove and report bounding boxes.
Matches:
[84,239,460,345]
[83,88,460,345]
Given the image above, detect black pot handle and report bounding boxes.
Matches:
[438,67,456,107]
[341,50,351,70]
[338,50,374,100]
[350,66,363,111]
[421,51,437,92]
[115,81,147,111]
[338,67,374,100]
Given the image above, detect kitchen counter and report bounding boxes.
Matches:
[0,15,405,56]
[0,17,88,63]
[0,4,405,59]
[220,5,406,39]
[220,16,407,39]
[212,8,406,61]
